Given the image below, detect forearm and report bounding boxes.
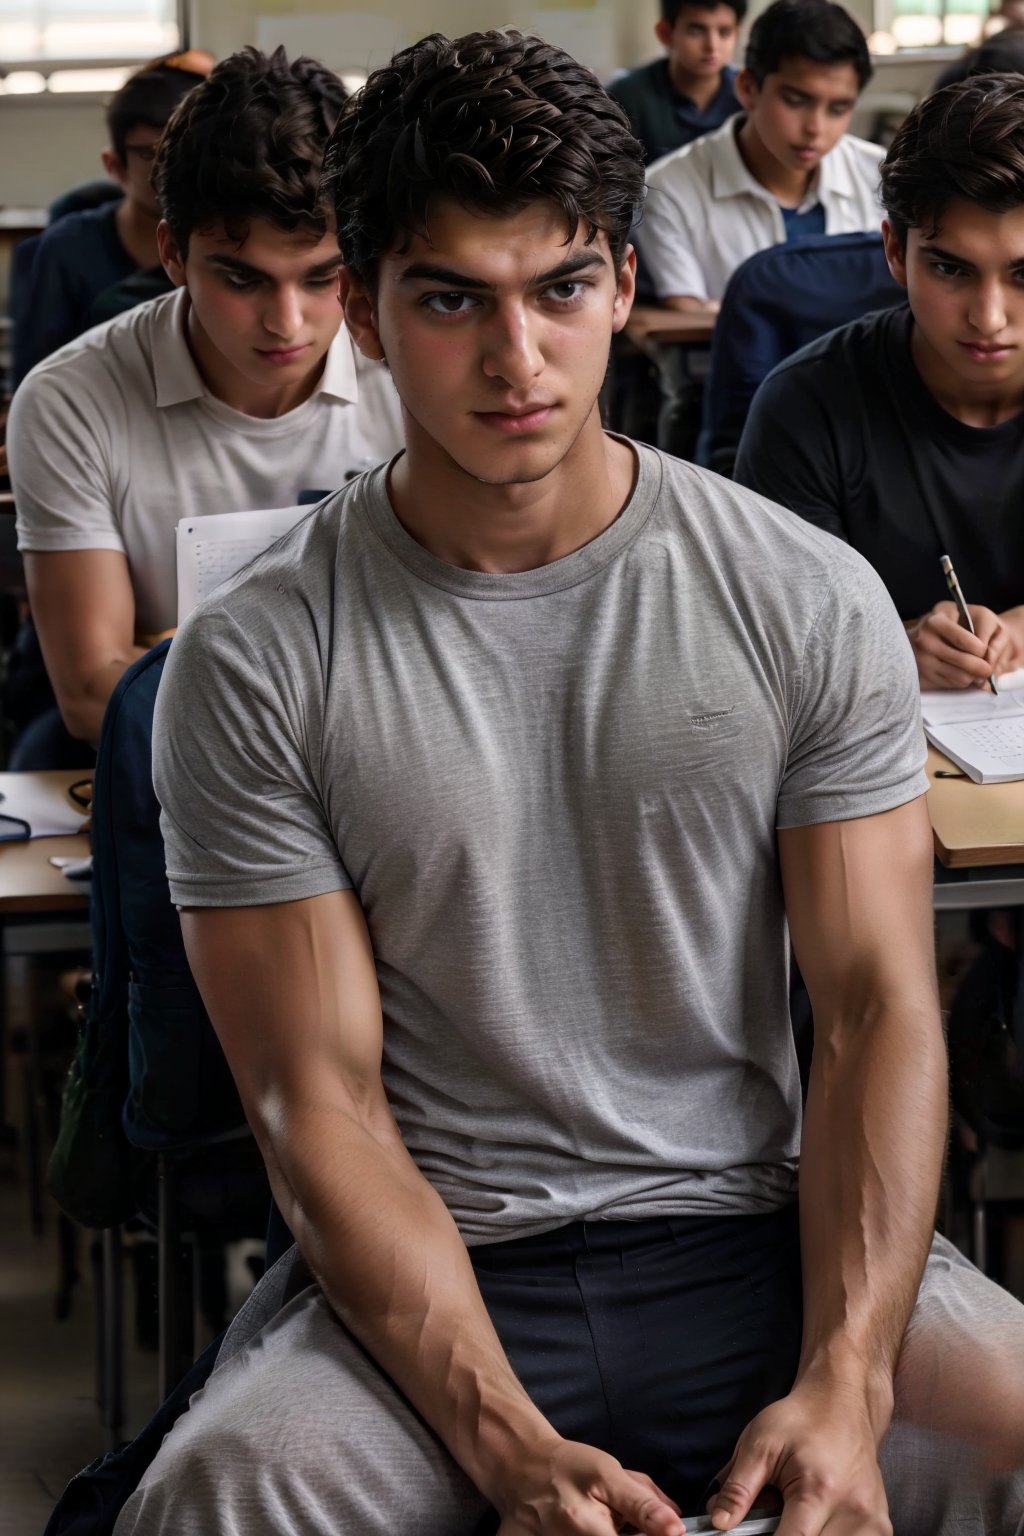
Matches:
[257,1091,554,1500]
[797,988,948,1432]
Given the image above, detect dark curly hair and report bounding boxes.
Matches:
[155,46,347,254]
[881,74,1024,244]
[323,30,646,287]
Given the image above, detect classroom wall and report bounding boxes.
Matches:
[0,0,948,209]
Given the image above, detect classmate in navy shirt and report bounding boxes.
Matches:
[608,0,746,164]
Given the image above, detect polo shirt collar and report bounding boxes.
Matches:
[707,114,857,212]
[153,286,360,409]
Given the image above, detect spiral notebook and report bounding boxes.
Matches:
[922,668,1024,783]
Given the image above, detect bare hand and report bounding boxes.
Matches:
[495,1437,685,1535]
[908,602,1019,689]
[706,1381,891,1536]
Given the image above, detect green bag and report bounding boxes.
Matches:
[47,983,138,1228]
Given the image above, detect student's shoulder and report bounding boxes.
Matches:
[185,466,390,646]
[645,126,719,190]
[756,302,909,402]
[607,57,666,106]
[32,198,119,257]
[10,289,177,410]
[647,445,894,605]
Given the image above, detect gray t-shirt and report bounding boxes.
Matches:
[154,443,928,1244]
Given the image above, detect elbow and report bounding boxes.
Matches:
[57,693,104,746]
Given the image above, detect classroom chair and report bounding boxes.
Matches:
[698,231,905,478]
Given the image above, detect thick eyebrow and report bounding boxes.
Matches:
[205,252,342,281]
[396,249,609,291]
[920,241,1024,272]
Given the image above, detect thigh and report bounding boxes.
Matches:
[881,1233,1024,1536]
[114,1273,491,1536]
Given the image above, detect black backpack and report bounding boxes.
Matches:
[947,938,1024,1151]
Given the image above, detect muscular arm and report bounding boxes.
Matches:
[181,892,683,1536]
[709,798,947,1534]
[24,550,147,742]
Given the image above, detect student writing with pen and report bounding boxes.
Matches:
[735,75,1024,691]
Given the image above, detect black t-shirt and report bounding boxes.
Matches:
[734,304,1024,621]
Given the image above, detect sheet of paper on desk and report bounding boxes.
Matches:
[0,773,89,836]
[920,667,1024,727]
[176,506,310,624]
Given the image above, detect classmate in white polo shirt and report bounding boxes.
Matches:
[8,46,402,751]
[638,0,881,312]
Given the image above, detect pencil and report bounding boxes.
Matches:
[939,554,998,695]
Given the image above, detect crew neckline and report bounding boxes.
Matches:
[360,438,662,601]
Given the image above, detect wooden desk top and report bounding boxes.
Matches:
[0,832,91,913]
[0,769,92,913]
[927,745,1024,868]
[624,304,717,349]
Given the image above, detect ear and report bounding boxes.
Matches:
[100,148,128,191]
[339,267,386,363]
[735,68,759,112]
[157,220,187,288]
[881,219,909,289]
[654,17,675,50]
[612,246,638,335]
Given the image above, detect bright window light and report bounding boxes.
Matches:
[47,65,132,91]
[0,1,178,64]
[2,69,47,92]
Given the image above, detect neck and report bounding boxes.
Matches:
[185,300,328,418]
[667,58,722,111]
[736,115,812,206]
[114,197,161,269]
[387,414,637,574]
[910,321,1024,428]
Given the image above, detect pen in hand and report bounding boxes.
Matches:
[939,554,998,695]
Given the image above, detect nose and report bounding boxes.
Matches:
[481,302,544,389]
[262,285,304,341]
[968,279,1008,338]
[802,105,827,145]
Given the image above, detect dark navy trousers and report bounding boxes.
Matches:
[471,1204,804,1512]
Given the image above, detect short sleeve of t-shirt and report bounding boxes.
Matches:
[776,551,927,828]
[154,606,351,907]
[9,362,126,556]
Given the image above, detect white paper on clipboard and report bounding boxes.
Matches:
[176,507,309,624]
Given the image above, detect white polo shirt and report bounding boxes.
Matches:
[638,115,884,303]
[9,287,404,634]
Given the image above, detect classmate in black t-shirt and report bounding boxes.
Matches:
[735,74,1024,691]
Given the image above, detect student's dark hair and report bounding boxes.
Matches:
[106,56,208,162]
[323,29,645,288]
[155,46,347,254]
[660,0,748,24]
[744,0,872,90]
[880,73,1024,243]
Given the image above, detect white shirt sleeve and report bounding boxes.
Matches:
[8,364,127,555]
[636,170,710,303]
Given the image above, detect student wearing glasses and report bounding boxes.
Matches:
[11,52,212,386]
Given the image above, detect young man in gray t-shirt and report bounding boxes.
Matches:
[119,30,1024,1536]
